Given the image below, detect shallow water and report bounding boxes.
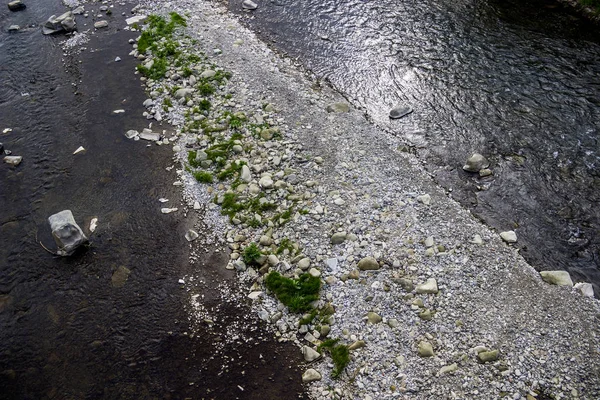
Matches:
[230,0,600,293]
[0,1,306,397]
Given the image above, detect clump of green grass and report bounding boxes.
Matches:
[198,82,215,96]
[318,339,350,378]
[216,161,245,181]
[188,150,201,168]
[199,99,211,111]
[264,271,321,313]
[193,171,213,183]
[276,238,295,255]
[242,242,262,265]
[163,97,173,107]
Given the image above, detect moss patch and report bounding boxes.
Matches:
[318,339,350,378]
[264,271,321,313]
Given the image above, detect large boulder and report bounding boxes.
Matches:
[48,210,88,256]
[8,0,26,11]
[42,11,76,35]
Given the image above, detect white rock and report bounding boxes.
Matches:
[248,291,263,300]
[500,230,517,243]
[417,194,431,205]
[297,257,311,270]
[114,57,121,62]
[470,234,483,245]
[4,156,22,166]
[193,201,201,210]
[259,175,273,189]
[73,146,85,155]
[94,20,108,29]
[308,268,321,278]
[125,130,139,139]
[241,165,252,182]
[161,208,178,214]
[242,0,258,10]
[139,131,160,141]
[574,282,594,297]
[126,15,147,26]
[89,217,98,233]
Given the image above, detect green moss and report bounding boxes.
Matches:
[242,242,262,265]
[193,171,213,183]
[163,97,173,107]
[217,161,245,181]
[264,271,321,313]
[188,150,201,168]
[318,339,350,378]
[199,99,211,111]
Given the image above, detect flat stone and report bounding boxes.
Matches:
[463,153,490,172]
[326,102,350,113]
[330,232,347,245]
[94,20,108,29]
[416,278,438,294]
[348,340,366,351]
[500,230,517,243]
[139,132,160,141]
[248,291,263,300]
[574,282,594,297]
[389,106,413,119]
[366,312,382,324]
[126,15,147,26]
[267,254,279,266]
[418,341,434,357]
[478,350,499,363]
[4,155,22,166]
[125,130,139,139]
[540,271,573,287]
[8,25,20,31]
[200,69,216,78]
[111,266,131,288]
[301,346,321,362]
[302,368,322,383]
[174,88,194,99]
[357,256,379,271]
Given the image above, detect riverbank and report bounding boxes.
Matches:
[127,0,600,398]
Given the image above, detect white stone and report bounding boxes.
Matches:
[242,0,258,10]
[259,175,273,189]
[540,271,573,287]
[302,368,322,383]
[241,165,252,182]
[302,346,321,362]
[248,291,263,300]
[185,230,199,242]
[73,146,85,155]
[500,231,517,243]
[416,278,438,294]
[297,257,311,270]
[417,194,431,205]
[3,156,22,166]
[308,268,321,278]
[94,20,108,29]
[161,208,178,214]
[574,282,594,297]
[126,15,147,26]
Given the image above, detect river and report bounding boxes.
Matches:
[229,0,600,294]
[0,0,306,398]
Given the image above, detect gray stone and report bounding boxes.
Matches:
[308,267,321,278]
[357,256,379,271]
[43,12,75,35]
[540,271,573,287]
[463,153,489,172]
[94,20,108,29]
[48,210,88,256]
[60,16,76,32]
[267,254,279,266]
[330,231,347,245]
[366,312,382,324]
[416,278,438,294]
[240,165,252,182]
[242,0,258,10]
[8,0,25,11]
[417,194,431,205]
[4,155,22,166]
[8,25,20,31]
[111,266,130,288]
[500,230,517,243]
[302,346,321,362]
[326,102,350,113]
[258,175,273,189]
[418,341,434,357]
[72,6,84,15]
[200,69,216,79]
[389,106,413,119]
[302,368,322,383]
[125,130,139,139]
[297,257,310,270]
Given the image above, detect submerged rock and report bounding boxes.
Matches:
[48,210,88,256]
[500,230,517,243]
[4,155,22,166]
[242,0,258,10]
[389,106,413,119]
[463,153,489,172]
[8,0,26,11]
[94,20,108,29]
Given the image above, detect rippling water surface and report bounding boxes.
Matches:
[231,0,600,293]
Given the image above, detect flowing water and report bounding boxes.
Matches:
[0,1,305,398]
[230,0,600,293]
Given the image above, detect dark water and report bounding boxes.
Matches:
[0,1,305,398]
[230,0,600,294]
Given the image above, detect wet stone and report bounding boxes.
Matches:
[111,266,131,288]
[463,153,490,172]
[389,106,413,119]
